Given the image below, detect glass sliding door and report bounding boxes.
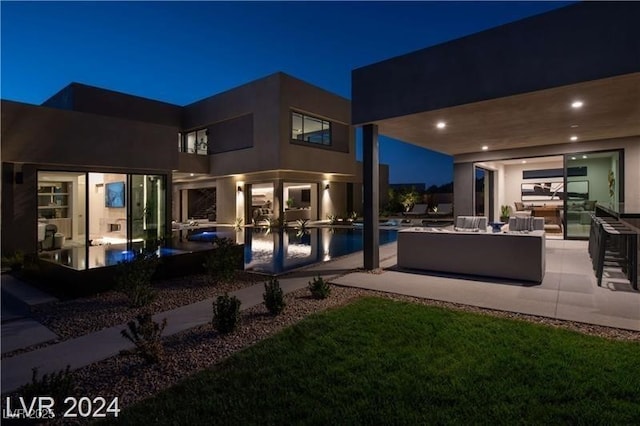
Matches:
[474,167,494,219]
[131,174,166,245]
[565,150,621,239]
[37,171,86,249]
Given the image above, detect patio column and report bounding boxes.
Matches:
[363,124,379,270]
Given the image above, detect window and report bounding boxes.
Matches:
[178,129,208,155]
[291,112,331,146]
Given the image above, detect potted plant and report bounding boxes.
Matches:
[500,205,511,222]
[286,198,294,209]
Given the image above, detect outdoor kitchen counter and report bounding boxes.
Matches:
[397,228,546,283]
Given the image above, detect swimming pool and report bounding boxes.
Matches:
[187,227,398,274]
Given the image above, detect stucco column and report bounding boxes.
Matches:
[363,124,379,270]
[453,162,475,217]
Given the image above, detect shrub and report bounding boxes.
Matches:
[203,237,238,284]
[309,275,331,299]
[1,250,24,271]
[263,278,285,315]
[212,293,241,334]
[121,313,167,364]
[115,251,159,308]
[19,365,75,403]
[234,217,244,229]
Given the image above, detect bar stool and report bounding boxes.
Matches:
[594,220,638,290]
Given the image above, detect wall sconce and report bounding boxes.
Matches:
[324,184,330,190]
[237,186,243,192]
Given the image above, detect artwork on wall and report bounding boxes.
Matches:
[566,180,589,200]
[521,182,564,201]
[105,181,125,208]
[522,166,587,179]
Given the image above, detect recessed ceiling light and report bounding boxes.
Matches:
[190,173,194,177]
[571,156,576,160]
[571,100,584,109]
[481,145,488,151]
[436,121,446,129]
[570,136,578,141]
[582,155,587,159]
[521,160,527,164]
[570,124,579,128]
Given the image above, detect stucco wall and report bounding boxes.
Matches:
[279,74,357,176]
[1,101,178,170]
[183,74,281,176]
[42,83,183,127]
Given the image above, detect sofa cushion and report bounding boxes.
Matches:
[509,217,544,231]
[454,216,487,231]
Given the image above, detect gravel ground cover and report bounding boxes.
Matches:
[1,272,262,359]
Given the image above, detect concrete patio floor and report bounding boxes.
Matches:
[332,239,640,331]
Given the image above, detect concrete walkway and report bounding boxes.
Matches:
[2,239,638,394]
[1,274,59,354]
[0,252,362,394]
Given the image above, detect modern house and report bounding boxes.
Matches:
[352,2,640,268]
[1,72,388,260]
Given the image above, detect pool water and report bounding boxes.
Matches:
[188,227,398,274]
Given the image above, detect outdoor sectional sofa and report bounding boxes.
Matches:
[397,225,546,283]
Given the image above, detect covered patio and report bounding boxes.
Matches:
[353,2,640,274]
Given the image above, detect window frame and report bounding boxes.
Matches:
[290,111,332,147]
[178,128,208,155]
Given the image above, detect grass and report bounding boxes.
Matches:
[112,298,640,424]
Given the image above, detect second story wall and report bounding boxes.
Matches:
[183,74,281,176]
[43,83,183,127]
[1,100,178,170]
[279,73,356,176]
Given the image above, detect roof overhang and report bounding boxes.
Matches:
[369,73,640,156]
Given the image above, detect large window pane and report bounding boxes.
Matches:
[292,112,303,140]
[132,174,166,244]
[196,129,208,155]
[186,132,196,153]
[565,151,620,239]
[291,111,332,146]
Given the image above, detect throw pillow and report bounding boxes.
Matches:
[514,216,534,231]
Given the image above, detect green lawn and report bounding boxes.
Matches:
[114,298,640,424]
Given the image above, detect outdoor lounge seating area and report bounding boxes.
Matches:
[396,214,548,282]
[397,225,546,282]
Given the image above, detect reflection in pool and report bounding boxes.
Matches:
[41,227,397,274]
[242,227,397,274]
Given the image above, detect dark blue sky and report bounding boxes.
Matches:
[1,1,571,186]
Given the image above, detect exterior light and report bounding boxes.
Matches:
[571,156,577,160]
[481,145,488,151]
[570,136,578,141]
[324,184,330,190]
[436,121,446,129]
[582,155,587,159]
[571,100,584,109]
[237,186,243,192]
[570,124,579,128]
[521,160,527,164]
[190,173,194,177]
